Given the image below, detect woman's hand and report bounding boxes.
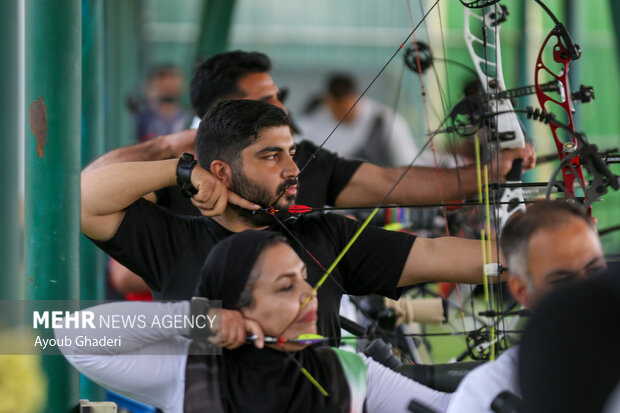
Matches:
[219,309,265,349]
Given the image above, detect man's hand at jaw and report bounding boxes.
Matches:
[189,164,260,217]
[80,159,258,242]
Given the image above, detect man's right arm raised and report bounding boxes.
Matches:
[81,160,259,241]
[81,159,180,241]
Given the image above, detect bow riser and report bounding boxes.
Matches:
[465,4,526,231]
[534,27,587,204]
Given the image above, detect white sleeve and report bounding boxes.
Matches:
[447,348,520,413]
[365,356,453,413]
[446,368,490,413]
[55,301,193,412]
[386,112,422,166]
[190,115,201,129]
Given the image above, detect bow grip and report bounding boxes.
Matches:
[505,158,523,182]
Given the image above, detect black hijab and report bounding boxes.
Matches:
[196,230,281,309]
[186,230,352,413]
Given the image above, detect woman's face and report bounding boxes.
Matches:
[241,242,318,351]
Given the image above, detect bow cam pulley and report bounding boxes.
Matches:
[404,41,433,74]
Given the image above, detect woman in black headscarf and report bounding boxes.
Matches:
[57,230,451,412]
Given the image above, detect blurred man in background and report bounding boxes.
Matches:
[298,72,424,167]
[134,63,192,142]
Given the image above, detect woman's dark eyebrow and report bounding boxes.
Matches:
[275,263,307,281]
[275,272,295,280]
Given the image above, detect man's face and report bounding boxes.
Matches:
[149,71,184,102]
[237,72,287,113]
[231,125,299,212]
[512,217,606,307]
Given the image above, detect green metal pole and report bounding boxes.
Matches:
[81,0,106,402]
[0,0,20,305]
[81,0,105,303]
[25,0,81,411]
[611,0,620,67]
[195,0,237,61]
[104,0,142,150]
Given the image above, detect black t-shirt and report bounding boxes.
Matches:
[155,140,363,216]
[93,199,415,344]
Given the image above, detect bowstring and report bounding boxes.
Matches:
[294,0,441,178]
[263,1,444,393]
[274,116,448,359]
[487,2,516,358]
[406,0,450,237]
[478,4,499,361]
[406,0,476,355]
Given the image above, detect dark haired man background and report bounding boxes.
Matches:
[86,50,535,215]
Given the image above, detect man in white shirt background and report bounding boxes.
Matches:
[297,72,428,167]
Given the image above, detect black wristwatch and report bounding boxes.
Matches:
[177,153,198,197]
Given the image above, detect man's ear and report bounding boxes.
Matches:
[508,276,532,308]
[210,160,232,189]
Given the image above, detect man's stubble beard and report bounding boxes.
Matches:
[229,165,298,227]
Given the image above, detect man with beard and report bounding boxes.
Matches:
[82,99,501,347]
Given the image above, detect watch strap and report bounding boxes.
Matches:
[177,153,198,197]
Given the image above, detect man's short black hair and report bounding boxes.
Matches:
[195,99,290,169]
[326,72,357,99]
[190,51,272,118]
